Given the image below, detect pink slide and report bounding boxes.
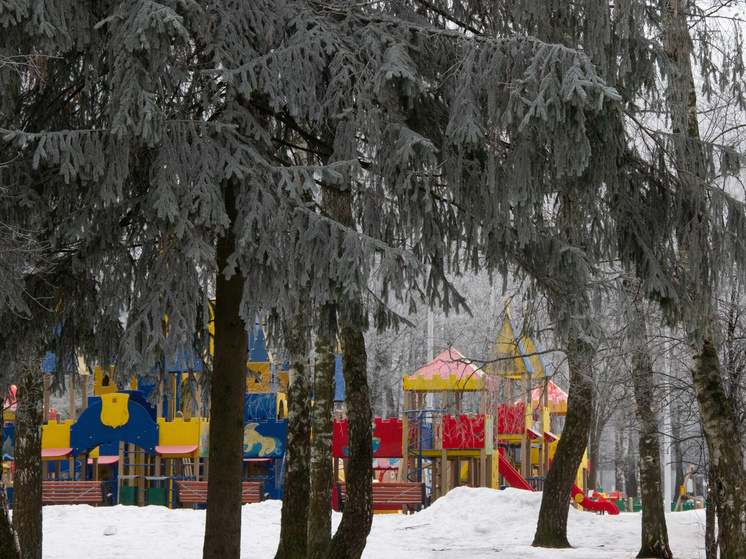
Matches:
[497,454,534,492]
[571,485,620,515]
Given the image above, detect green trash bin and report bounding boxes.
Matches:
[148,487,167,506]
[119,485,137,505]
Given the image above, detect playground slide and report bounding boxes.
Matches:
[497,454,534,492]
[571,485,620,515]
[497,455,620,515]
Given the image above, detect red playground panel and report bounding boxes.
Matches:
[333,418,403,458]
[442,414,485,449]
[497,403,525,434]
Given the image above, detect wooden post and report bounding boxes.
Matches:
[400,390,410,482]
[441,449,449,496]
[480,448,487,488]
[195,375,202,419]
[541,379,550,476]
[68,374,76,422]
[81,374,88,411]
[520,372,530,479]
[43,374,51,422]
[117,441,125,504]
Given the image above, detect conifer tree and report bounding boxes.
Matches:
[0,2,652,558]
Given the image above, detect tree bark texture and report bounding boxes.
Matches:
[692,338,746,559]
[274,311,312,559]
[203,187,248,559]
[307,324,336,559]
[588,414,603,492]
[615,426,626,494]
[13,364,43,559]
[705,464,717,559]
[662,1,746,555]
[0,418,19,558]
[628,289,673,559]
[0,489,19,559]
[325,322,372,559]
[671,404,685,496]
[532,335,593,548]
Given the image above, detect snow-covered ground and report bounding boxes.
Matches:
[43,487,709,558]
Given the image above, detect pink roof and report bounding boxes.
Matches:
[408,348,499,391]
[155,444,198,457]
[88,456,119,465]
[42,447,72,459]
[411,348,478,380]
[516,381,568,405]
[530,381,568,404]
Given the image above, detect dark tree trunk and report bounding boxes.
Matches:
[691,338,746,559]
[0,489,19,559]
[307,312,336,559]
[532,335,593,549]
[628,288,673,559]
[615,425,626,493]
[671,402,685,496]
[13,363,43,559]
[625,437,639,499]
[588,414,602,492]
[705,463,718,559]
[275,311,312,559]
[321,157,373,559]
[203,187,248,559]
[325,321,372,559]
[661,1,746,554]
[0,418,19,559]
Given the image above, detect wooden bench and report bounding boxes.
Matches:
[335,482,426,513]
[42,480,104,505]
[175,480,265,506]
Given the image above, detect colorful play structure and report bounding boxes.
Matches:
[2,328,294,506]
[331,315,619,514]
[2,312,620,514]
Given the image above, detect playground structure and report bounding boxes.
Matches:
[331,314,618,514]
[2,312,622,514]
[2,327,292,506]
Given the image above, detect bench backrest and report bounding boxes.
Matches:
[42,481,104,505]
[336,482,425,506]
[176,481,264,504]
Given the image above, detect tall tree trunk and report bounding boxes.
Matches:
[0,418,19,558]
[588,411,603,491]
[532,334,594,548]
[615,424,626,493]
[705,463,718,559]
[326,321,372,559]
[692,339,746,558]
[0,489,19,559]
[203,187,248,559]
[307,311,336,559]
[322,165,373,559]
[671,401,685,495]
[625,438,639,499]
[662,1,746,555]
[628,285,673,559]
[13,363,43,559]
[274,310,312,559]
